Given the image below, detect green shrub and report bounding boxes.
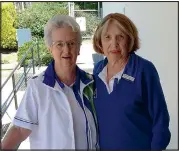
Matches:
[1,2,17,49]
[41,53,53,66]
[16,2,101,40]
[17,41,34,66]
[17,39,53,66]
[17,2,68,39]
[38,39,53,66]
[17,41,33,61]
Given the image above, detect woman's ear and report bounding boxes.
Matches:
[98,45,104,54]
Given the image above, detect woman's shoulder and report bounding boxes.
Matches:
[135,53,158,75]
[28,71,46,86]
[93,59,107,75]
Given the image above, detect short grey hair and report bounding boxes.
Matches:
[44,15,82,47]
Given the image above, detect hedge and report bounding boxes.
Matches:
[17,38,53,66]
[16,2,68,39]
[16,2,101,40]
[1,2,17,50]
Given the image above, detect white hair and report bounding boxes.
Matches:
[44,15,82,47]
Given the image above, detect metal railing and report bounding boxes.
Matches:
[1,41,41,139]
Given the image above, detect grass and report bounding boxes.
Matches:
[1,53,18,79]
[1,53,17,64]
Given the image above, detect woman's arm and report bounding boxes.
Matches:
[2,125,31,149]
[143,61,171,150]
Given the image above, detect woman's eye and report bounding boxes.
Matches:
[57,43,63,47]
[57,43,62,46]
[105,35,110,39]
[119,35,124,38]
[70,42,75,46]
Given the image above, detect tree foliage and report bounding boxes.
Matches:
[16,2,68,39]
[1,2,17,49]
[17,2,101,39]
[75,2,98,10]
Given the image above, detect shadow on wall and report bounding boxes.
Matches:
[92,53,104,66]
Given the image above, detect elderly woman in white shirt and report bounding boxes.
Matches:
[2,15,98,149]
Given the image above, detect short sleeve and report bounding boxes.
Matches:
[13,79,38,130]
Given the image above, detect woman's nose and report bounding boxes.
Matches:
[111,38,119,48]
[63,43,71,52]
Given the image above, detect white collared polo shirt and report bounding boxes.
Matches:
[98,65,124,94]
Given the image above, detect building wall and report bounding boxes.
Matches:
[102,2,178,149]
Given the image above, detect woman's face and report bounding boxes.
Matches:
[101,20,129,63]
[49,26,80,68]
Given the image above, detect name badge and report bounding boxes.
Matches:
[122,74,135,82]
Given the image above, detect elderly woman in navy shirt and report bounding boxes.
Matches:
[93,13,171,150]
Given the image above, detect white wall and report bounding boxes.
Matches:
[102,2,178,149]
